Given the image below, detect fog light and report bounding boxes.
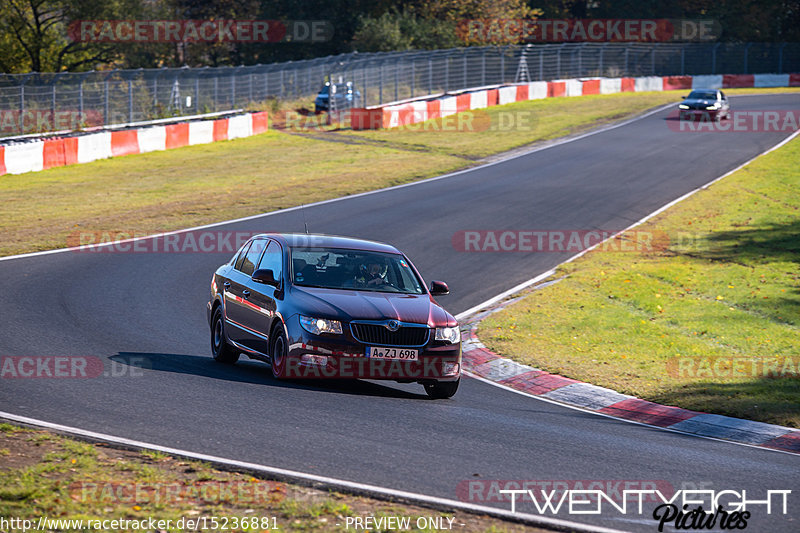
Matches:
[300,354,328,366]
[443,362,460,376]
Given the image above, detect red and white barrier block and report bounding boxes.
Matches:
[0,111,269,176]
[351,72,800,130]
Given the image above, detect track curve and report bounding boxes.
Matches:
[1,94,798,532]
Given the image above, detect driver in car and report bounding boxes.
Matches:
[353,259,389,289]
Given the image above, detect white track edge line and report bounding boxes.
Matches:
[0,410,629,533]
[0,103,676,263]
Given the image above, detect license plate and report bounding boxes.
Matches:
[366,347,419,361]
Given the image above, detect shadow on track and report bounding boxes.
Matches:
[110,351,429,400]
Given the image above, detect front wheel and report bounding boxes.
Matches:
[424,379,459,399]
[211,307,239,364]
[270,326,288,379]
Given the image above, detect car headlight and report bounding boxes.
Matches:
[706,104,720,110]
[300,316,343,335]
[678,104,689,109]
[435,326,461,344]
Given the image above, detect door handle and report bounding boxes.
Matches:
[242,290,251,298]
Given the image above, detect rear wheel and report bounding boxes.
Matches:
[424,379,459,399]
[270,326,288,379]
[211,307,239,364]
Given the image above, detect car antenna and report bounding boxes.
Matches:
[301,203,309,234]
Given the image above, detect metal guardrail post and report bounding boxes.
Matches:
[500,49,504,84]
[379,61,384,105]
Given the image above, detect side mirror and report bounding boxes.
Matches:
[252,268,279,287]
[681,95,687,99]
[430,280,450,296]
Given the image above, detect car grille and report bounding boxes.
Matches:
[350,323,429,347]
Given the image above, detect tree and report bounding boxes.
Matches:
[0,0,140,72]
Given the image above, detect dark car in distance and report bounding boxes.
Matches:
[207,234,462,399]
[314,82,361,113]
[678,89,730,120]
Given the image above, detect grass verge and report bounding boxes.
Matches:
[0,423,542,533]
[479,135,800,428]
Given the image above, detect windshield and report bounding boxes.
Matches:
[687,90,717,100]
[290,247,425,294]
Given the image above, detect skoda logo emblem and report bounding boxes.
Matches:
[386,320,400,332]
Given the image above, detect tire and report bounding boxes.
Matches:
[270,326,288,379]
[211,307,239,364]
[424,379,459,399]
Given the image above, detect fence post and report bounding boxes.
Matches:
[539,47,544,80]
[379,61,383,105]
[280,70,285,97]
[214,77,219,111]
[195,76,200,112]
[624,47,629,75]
[481,48,486,85]
[394,60,398,102]
[445,55,450,91]
[249,72,253,103]
[51,84,56,125]
[651,44,657,75]
[232,74,236,107]
[410,60,415,98]
[557,46,562,78]
[79,80,84,117]
[681,48,685,75]
[128,79,133,123]
[599,44,604,76]
[428,58,433,93]
[743,43,752,74]
[104,79,109,125]
[712,42,719,74]
[500,49,504,84]
[463,52,468,88]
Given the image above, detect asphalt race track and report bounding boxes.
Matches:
[1,94,798,532]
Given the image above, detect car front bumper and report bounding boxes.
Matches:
[285,327,462,382]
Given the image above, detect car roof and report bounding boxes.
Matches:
[253,233,402,254]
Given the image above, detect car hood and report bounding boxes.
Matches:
[289,285,455,326]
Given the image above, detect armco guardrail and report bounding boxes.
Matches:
[351,72,800,129]
[0,111,268,176]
